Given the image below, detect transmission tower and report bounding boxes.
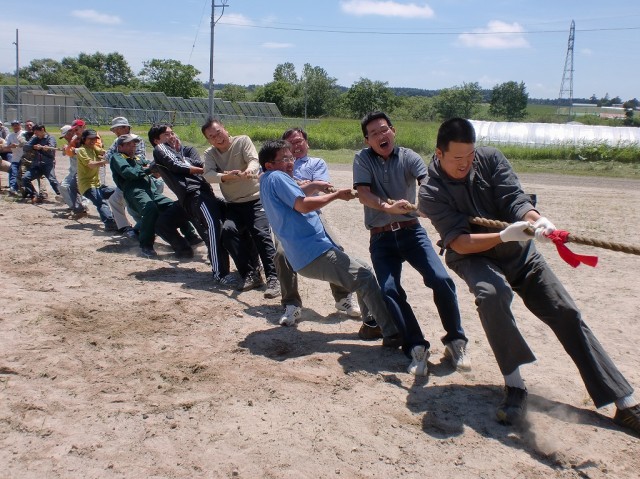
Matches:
[558,20,575,117]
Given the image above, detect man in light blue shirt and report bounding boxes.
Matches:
[274,127,362,326]
[258,139,399,344]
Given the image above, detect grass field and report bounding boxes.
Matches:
[115,115,640,180]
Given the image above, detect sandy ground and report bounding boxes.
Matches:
[1,158,639,479]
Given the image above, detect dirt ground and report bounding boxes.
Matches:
[1,158,639,479]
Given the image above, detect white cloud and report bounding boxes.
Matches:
[580,48,593,56]
[458,21,529,49]
[219,13,254,27]
[70,10,121,26]
[340,0,434,19]
[262,42,293,49]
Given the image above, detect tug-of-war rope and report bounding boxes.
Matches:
[324,187,640,267]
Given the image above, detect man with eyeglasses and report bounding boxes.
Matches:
[353,111,469,377]
[418,117,640,432]
[273,127,363,326]
[258,139,400,339]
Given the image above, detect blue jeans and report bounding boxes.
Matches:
[83,186,115,224]
[22,160,60,198]
[369,224,466,355]
[9,161,20,191]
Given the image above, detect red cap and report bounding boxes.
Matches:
[71,119,86,128]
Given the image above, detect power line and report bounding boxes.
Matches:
[217,21,640,36]
[188,0,211,64]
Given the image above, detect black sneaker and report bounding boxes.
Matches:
[186,235,204,246]
[613,404,640,436]
[139,246,158,258]
[496,386,528,425]
[174,247,194,259]
[213,273,237,287]
[104,220,119,232]
[119,226,137,239]
[237,272,264,292]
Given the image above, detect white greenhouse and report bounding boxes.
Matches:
[469,120,640,147]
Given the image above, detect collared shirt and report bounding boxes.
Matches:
[105,138,147,164]
[293,155,330,182]
[352,146,426,229]
[5,130,25,163]
[418,146,536,249]
[260,170,335,271]
[110,152,153,192]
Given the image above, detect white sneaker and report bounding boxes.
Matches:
[444,339,471,371]
[335,293,361,318]
[279,305,302,327]
[407,345,430,376]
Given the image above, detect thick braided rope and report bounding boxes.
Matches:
[469,217,640,256]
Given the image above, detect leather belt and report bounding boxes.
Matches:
[370,218,419,235]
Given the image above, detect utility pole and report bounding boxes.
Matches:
[13,29,20,121]
[208,0,229,118]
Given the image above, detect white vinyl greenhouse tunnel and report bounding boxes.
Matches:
[469,120,640,147]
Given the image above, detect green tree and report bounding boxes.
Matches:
[19,58,82,87]
[393,96,436,121]
[489,81,528,121]
[433,82,482,120]
[76,52,135,88]
[139,59,206,98]
[218,84,248,102]
[344,78,396,118]
[254,80,294,113]
[20,52,135,90]
[296,64,340,117]
[273,62,298,84]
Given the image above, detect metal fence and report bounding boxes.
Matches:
[0,102,291,127]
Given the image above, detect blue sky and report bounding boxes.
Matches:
[1,1,639,100]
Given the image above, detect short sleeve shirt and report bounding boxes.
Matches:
[293,156,330,182]
[260,170,334,271]
[353,146,427,229]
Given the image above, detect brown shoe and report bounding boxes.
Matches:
[614,404,640,436]
[358,322,382,340]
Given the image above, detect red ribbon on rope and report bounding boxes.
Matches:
[546,230,598,268]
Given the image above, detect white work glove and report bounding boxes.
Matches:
[499,221,532,243]
[533,216,556,243]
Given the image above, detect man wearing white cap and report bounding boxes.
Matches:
[102,117,139,238]
[110,133,194,258]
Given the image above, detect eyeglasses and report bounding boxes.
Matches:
[272,156,295,164]
[366,125,392,139]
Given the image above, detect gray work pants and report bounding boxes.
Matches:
[447,240,633,408]
[298,248,397,337]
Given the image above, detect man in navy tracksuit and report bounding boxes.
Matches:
[149,124,232,284]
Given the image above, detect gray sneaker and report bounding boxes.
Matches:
[264,276,281,299]
[444,339,471,371]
